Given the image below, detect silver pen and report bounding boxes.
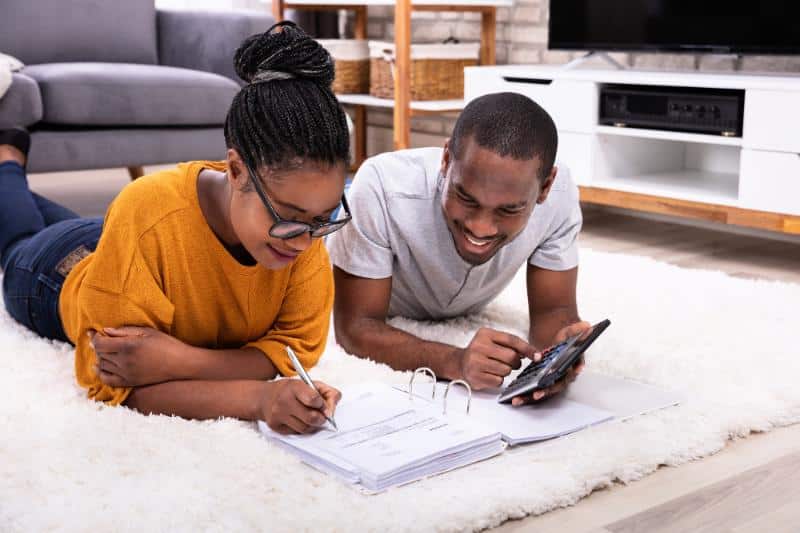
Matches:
[285,346,338,431]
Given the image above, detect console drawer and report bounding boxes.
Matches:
[743,90,800,153]
[465,70,596,134]
[739,148,800,215]
[502,78,596,134]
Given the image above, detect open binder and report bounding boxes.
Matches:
[258,376,505,494]
[258,369,681,493]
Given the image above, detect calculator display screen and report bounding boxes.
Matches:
[570,326,596,350]
[540,336,581,377]
[539,322,608,382]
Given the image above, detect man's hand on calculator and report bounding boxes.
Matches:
[511,321,592,406]
[455,327,537,390]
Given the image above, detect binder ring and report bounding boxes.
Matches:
[408,367,437,401]
[443,379,472,415]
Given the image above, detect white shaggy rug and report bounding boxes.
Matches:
[2,249,799,532]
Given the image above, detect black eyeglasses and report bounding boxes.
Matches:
[245,164,352,240]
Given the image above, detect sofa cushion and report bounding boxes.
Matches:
[24,63,240,127]
[0,74,43,128]
[27,128,225,174]
[0,0,158,65]
[157,9,274,83]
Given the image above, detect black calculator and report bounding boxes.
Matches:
[497,319,611,403]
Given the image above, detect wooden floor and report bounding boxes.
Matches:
[579,206,800,284]
[497,424,800,533]
[605,451,800,533]
[501,208,800,533]
[28,167,800,533]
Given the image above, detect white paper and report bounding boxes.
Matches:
[565,372,683,420]
[259,383,503,492]
[399,381,613,445]
[396,371,681,445]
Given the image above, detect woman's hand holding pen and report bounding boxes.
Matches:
[259,379,342,435]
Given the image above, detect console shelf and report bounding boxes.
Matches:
[595,125,743,147]
[591,171,739,206]
[466,65,800,235]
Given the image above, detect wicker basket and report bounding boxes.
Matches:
[318,39,370,94]
[368,41,480,100]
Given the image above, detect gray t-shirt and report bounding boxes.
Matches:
[327,147,582,321]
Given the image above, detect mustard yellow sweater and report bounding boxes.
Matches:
[60,161,333,405]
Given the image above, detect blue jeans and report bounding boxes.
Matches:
[0,161,103,342]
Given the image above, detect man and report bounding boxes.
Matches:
[327,92,590,405]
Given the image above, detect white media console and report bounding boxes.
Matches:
[464,66,800,235]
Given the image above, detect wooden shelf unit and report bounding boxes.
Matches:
[271,0,510,166]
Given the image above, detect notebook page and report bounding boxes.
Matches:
[565,372,683,419]
[396,371,680,445]
[399,383,614,445]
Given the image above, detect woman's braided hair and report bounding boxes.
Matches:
[224,21,349,174]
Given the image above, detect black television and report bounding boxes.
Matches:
[549,1,800,55]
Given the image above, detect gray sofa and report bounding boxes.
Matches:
[0,0,273,175]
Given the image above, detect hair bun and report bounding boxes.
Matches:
[234,21,335,87]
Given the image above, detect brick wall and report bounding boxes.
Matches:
[352,0,800,156]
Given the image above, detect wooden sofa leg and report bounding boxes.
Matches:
[127,166,145,180]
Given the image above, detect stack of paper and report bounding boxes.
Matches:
[258,383,506,493]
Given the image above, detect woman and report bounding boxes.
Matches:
[0,22,349,434]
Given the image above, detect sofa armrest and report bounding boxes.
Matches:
[157,9,274,83]
[0,73,43,128]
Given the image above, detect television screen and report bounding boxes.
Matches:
[549,1,800,55]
